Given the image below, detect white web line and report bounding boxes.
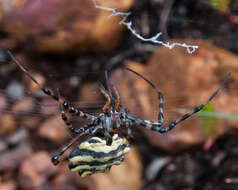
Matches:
[93,0,199,54]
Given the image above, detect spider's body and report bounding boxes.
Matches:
[8,51,231,176]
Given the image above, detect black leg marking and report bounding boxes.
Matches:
[158,92,164,123]
[56,88,77,134]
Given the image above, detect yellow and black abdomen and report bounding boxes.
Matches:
[68,134,130,177]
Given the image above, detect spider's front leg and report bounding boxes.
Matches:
[127,71,231,133]
[51,124,102,165]
[125,68,165,124]
[8,51,96,135]
[148,72,231,133]
[99,84,112,113]
[100,70,121,112]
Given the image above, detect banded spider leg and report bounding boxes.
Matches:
[125,67,231,133]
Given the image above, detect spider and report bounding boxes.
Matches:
[8,51,230,176]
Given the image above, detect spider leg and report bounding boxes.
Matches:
[51,124,102,165]
[119,104,130,114]
[8,51,96,123]
[54,88,79,134]
[125,67,164,124]
[104,69,121,111]
[126,127,134,139]
[111,84,120,111]
[104,70,113,98]
[128,72,231,133]
[99,83,112,113]
[124,120,134,139]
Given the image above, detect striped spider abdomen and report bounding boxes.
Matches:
[68,134,130,177]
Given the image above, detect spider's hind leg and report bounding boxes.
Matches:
[51,131,90,165]
[52,125,103,165]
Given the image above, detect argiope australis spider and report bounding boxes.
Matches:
[8,50,231,176]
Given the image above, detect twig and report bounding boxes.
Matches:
[92,0,199,54]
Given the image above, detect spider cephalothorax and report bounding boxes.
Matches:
[8,50,230,176]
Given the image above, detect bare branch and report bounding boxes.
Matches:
[92,0,198,54]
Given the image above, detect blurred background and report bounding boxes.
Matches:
[0,0,238,189]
